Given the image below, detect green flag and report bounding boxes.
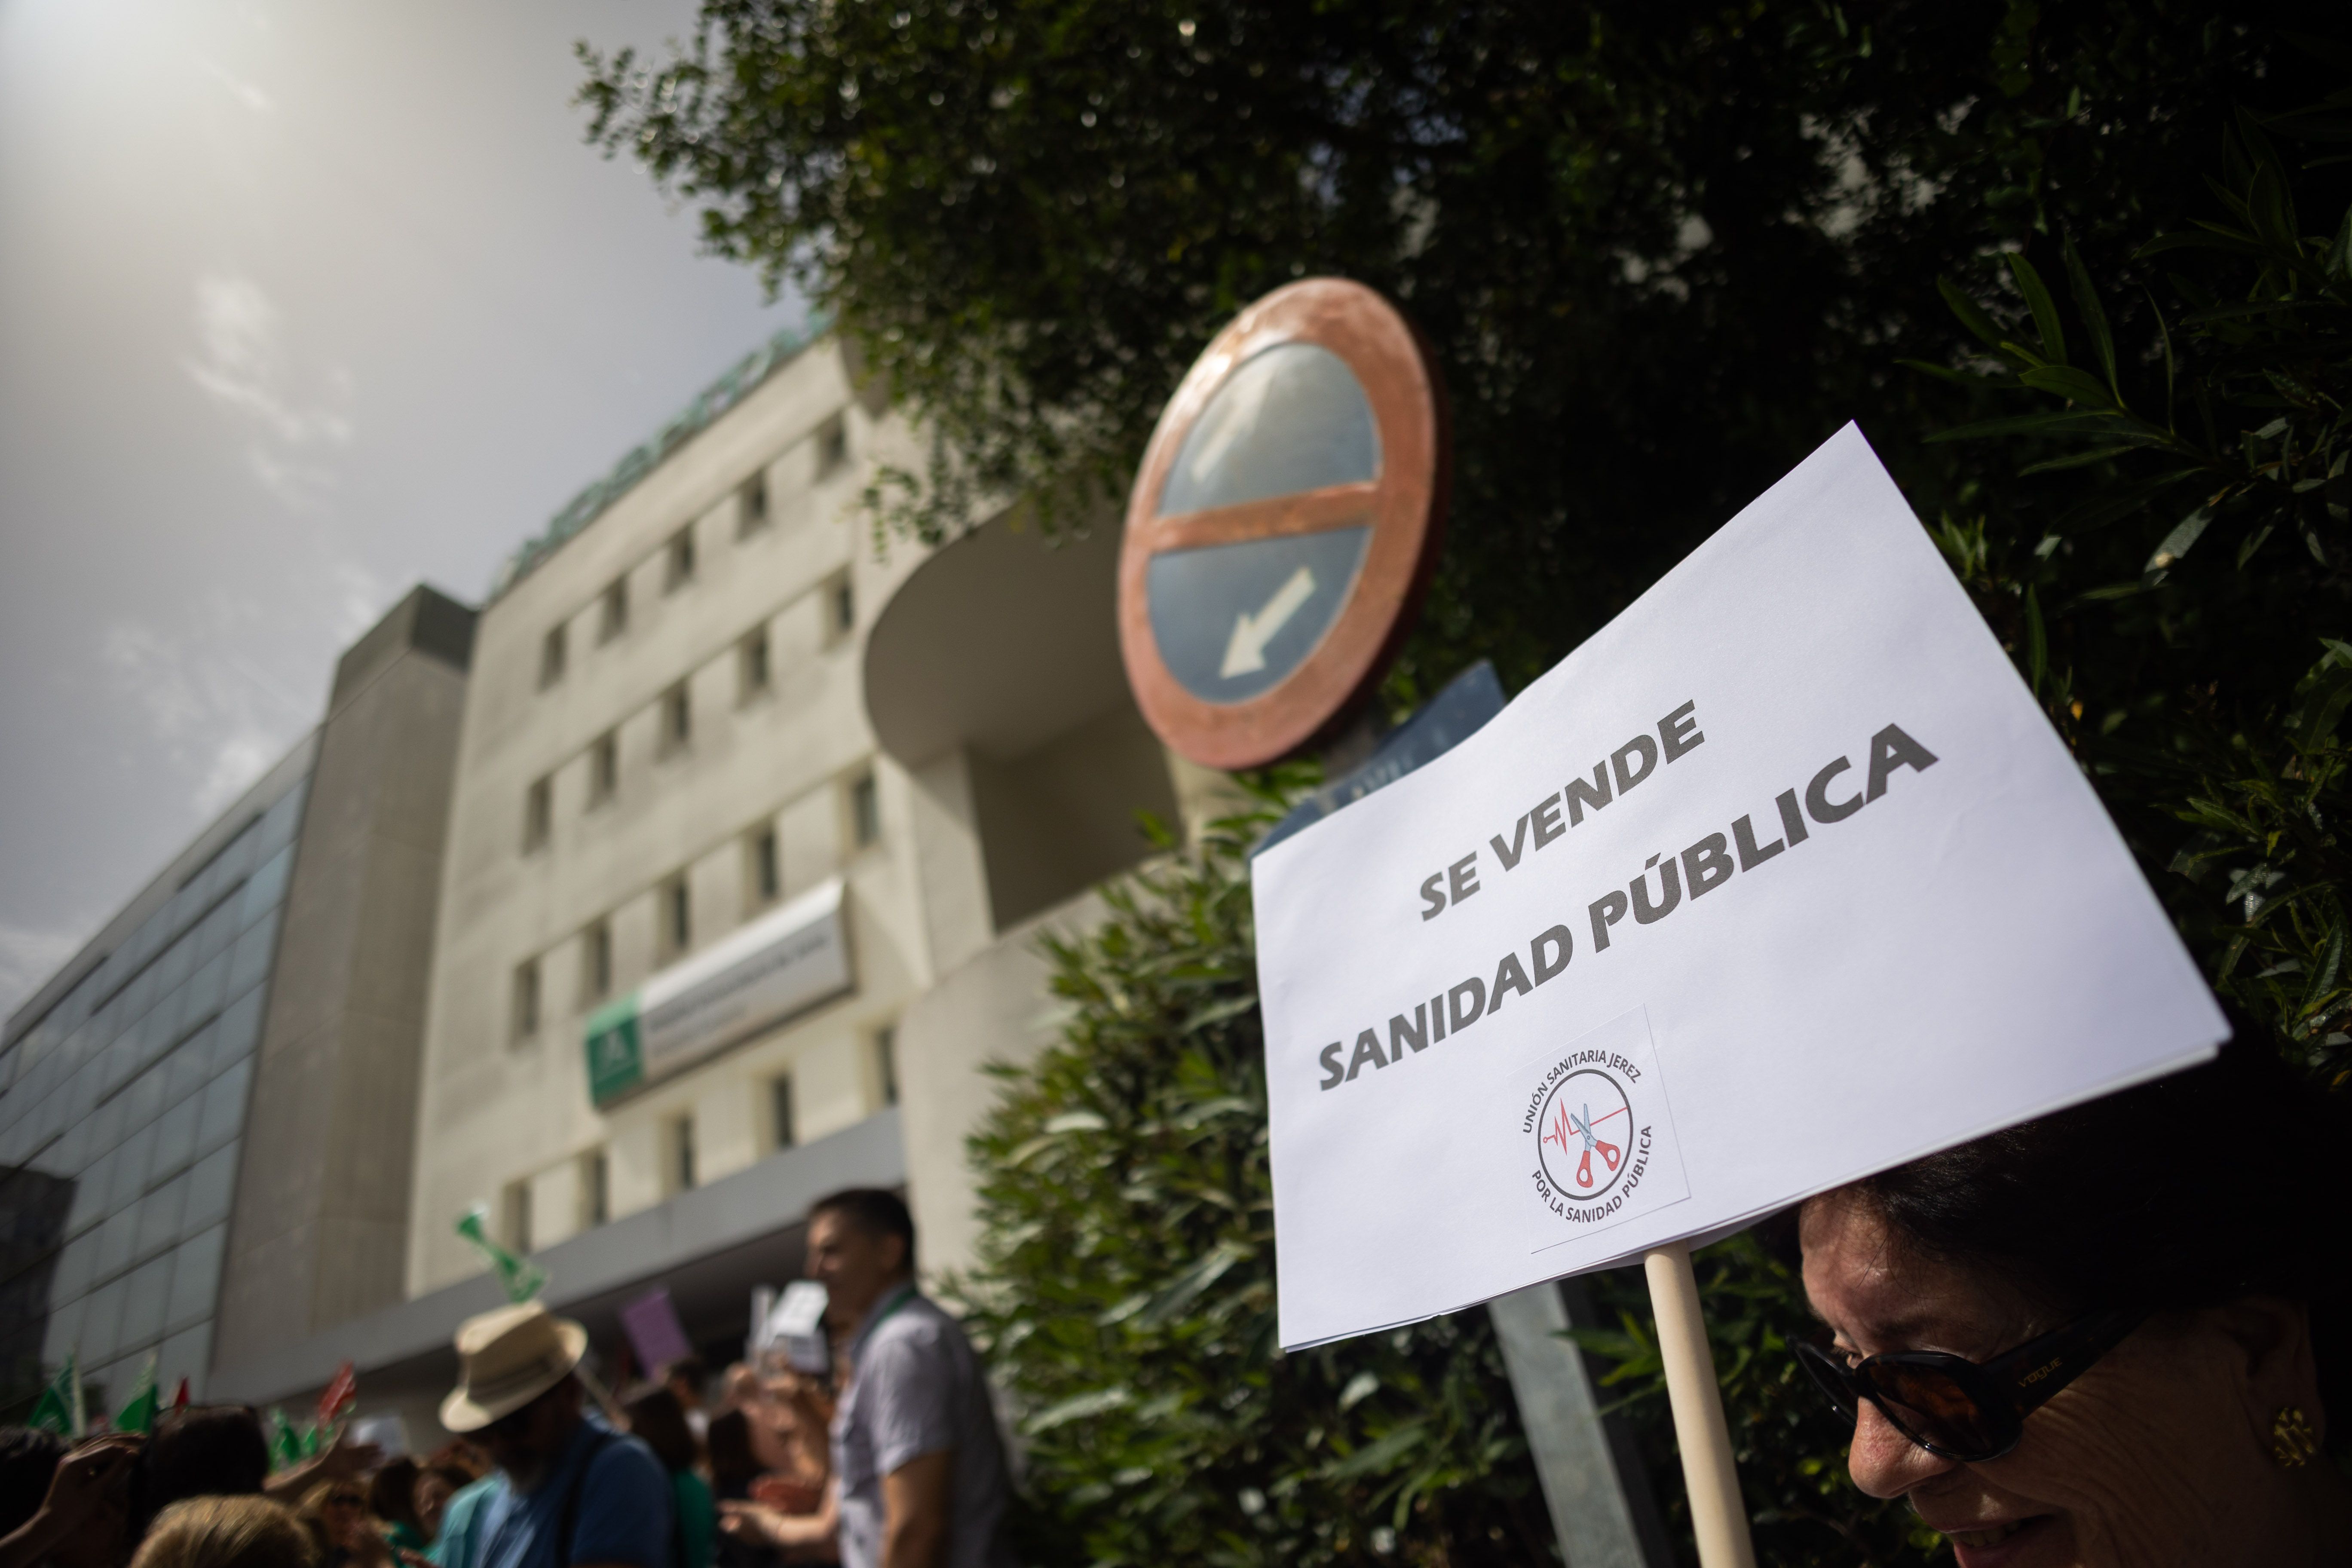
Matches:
[455,1206,548,1304]
[27,1353,83,1437]
[112,1354,159,1435]
[266,1407,302,1472]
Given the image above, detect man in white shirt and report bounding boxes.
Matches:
[721,1189,1012,1568]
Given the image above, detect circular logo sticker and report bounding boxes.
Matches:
[1117,278,1448,770]
[1535,1069,1635,1204]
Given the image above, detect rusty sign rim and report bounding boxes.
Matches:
[1118,277,1448,771]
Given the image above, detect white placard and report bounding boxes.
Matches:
[1254,425,2226,1350]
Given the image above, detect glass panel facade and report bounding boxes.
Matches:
[0,774,306,1412]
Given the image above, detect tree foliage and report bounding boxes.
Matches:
[580,0,2342,700]
[953,801,1553,1567]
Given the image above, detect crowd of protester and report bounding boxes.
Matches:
[0,1188,1007,1568]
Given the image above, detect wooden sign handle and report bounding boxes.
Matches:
[1643,1241,1758,1568]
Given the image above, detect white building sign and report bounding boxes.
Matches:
[1254,426,2227,1351]
[587,878,853,1106]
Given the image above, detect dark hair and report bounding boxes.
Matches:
[366,1458,419,1532]
[622,1389,698,1475]
[1796,1036,2352,1418]
[809,1188,915,1264]
[661,1357,707,1397]
[130,1406,271,1541]
[704,1411,760,1496]
[0,1427,67,1537]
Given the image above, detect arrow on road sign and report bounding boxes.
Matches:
[1222,566,1318,678]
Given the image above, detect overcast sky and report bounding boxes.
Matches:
[0,0,802,1018]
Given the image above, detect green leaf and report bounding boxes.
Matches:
[1134,1239,1252,1329]
[2024,586,2047,696]
[2018,364,2116,408]
[1324,1421,1429,1479]
[2006,252,2067,365]
[1024,1386,1133,1435]
[1926,410,2129,444]
[2061,233,2119,397]
[2145,507,2213,571]
[2330,203,2352,282]
[1937,276,2009,352]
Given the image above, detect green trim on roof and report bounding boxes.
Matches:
[490,312,835,600]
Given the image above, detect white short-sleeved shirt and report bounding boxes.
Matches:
[830,1289,1013,1568]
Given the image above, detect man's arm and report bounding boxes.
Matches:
[0,1436,138,1568]
[720,1478,839,1562]
[879,1451,952,1568]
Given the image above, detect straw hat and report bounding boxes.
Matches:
[440,1302,589,1433]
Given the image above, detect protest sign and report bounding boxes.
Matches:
[1255,424,2228,1352]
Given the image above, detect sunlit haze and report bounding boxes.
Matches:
[0,0,801,1014]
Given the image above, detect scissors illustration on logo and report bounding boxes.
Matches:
[1537,1071,1633,1197]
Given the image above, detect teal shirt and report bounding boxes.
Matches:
[428,1476,501,1568]
[670,1471,715,1568]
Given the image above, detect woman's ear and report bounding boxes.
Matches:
[2211,1296,2323,1442]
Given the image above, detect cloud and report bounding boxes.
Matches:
[197,56,276,115]
[0,922,84,1023]
[101,616,315,819]
[183,273,354,509]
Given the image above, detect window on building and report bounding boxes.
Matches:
[748,827,780,908]
[739,626,772,701]
[874,1023,899,1107]
[671,1114,697,1193]
[739,472,769,536]
[589,731,619,806]
[501,1179,533,1253]
[661,683,692,756]
[583,919,612,1001]
[826,574,856,644]
[770,1074,796,1151]
[816,413,849,478]
[581,1148,609,1228]
[512,960,541,1042]
[524,776,553,851]
[662,874,691,958]
[665,526,696,591]
[849,770,881,849]
[540,625,567,689]
[600,577,629,642]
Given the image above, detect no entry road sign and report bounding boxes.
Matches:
[1119,279,1448,770]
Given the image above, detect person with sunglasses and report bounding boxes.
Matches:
[1793,1037,2352,1566]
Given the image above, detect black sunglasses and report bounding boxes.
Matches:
[1794,1307,2145,1462]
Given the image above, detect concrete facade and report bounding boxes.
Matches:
[213,588,477,1369]
[401,335,937,1307]
[199,325,1194,1427]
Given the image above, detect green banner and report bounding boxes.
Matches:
[585,995,645,1106]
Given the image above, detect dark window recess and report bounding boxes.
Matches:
[740,473,769,534]
[513,961,541,1041]
[540,625,567,688]
[817,415,849,477]
[600,578,629,642]
[741,629,772,698]
[524,778,553,851]
[666,877,691,952]
[591,732,619,804]
[771,1075,796,1150]
[875,1024,899,1106]
[665,527,696,591]
[753,830,780,904]
[850,772,881,848]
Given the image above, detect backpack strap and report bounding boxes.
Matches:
[555,1429,618,1567]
